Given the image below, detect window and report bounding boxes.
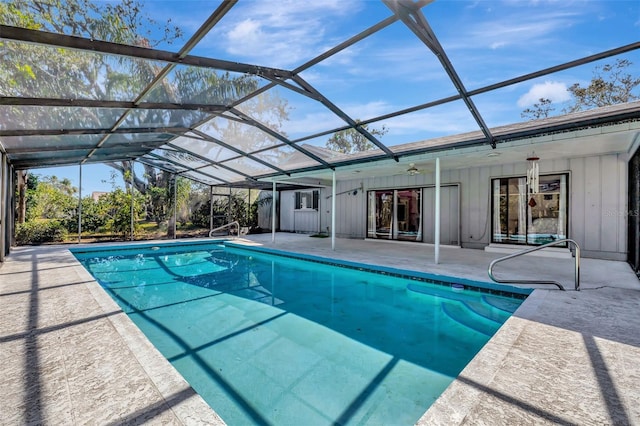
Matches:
[492,173,568,245]
[295,190,318,210]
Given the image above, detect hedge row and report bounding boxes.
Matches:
[16,220,68,245]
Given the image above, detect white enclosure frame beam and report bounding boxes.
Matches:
[78,164,82,243]
[272,181,276,243]
[435,157,440,264]
[130,162,135,241]
[173,175,177,239]
[209,186,214,232]
[331,171,336,250]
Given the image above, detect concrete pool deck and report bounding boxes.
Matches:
[1,233,639,424]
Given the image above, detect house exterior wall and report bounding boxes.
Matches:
[280,191,295,231]
[422,185,460,245]
[312,152,628,261]
[257,191,278,230]
[628,148,640,272]
[279,189,320,233]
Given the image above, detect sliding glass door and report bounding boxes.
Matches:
[367,189,421,241]
[396,189,421,241]
[492,177,527,244]
[492,174,568,245]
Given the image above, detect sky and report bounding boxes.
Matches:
[30,0,640,194]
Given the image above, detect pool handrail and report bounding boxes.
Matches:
[209,221,247,238]
[488,238,581,291]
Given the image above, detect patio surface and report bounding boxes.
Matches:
[1,233,639,425]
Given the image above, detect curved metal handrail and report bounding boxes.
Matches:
[488,239,581,291]
[209,221,240,238]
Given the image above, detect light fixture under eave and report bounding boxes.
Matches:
[407,163,420,176]
[526,152,540,194]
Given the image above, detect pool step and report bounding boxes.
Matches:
[441,302,500,337]
[406,283,477,302]
[462,301,510,324]
[482,295,521,314]
[407,283,518,321]
[407,283,515,336]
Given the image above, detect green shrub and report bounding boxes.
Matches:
[16,220,68,245]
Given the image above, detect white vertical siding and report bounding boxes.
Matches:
[332,181,366,238]
[293,210,318,233]
[256,191,277,230]
[423,185,460,245]
[280,189,321,233]
[265,152,628,260]
[618,156,628,253]
[280,191,296,231]
[583,156,602,250]
[568,154,627,258]
[601,155,619,252]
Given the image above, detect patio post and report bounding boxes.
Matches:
[209,185,214,232]
[78,163,82,243]
[331,170,336,250]
[435,157,440,264]
[228,186,232,224]
[173,174,177,239]
[130,161,134,241]
[272,181,276,243]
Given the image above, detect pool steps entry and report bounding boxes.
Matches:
[488,238,581,291]
[406,283,519,336]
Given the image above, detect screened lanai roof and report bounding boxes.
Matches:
[1,0,640,188]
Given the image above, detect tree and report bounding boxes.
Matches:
[25,175,77,221]
[565,59,640,113]
[192,191,253,229]
[521,98,555,120]
[2,0,183,224]
[522,59,640,120]
[326,121,388,154]
[2,0,291,236]
[99,188,145,239]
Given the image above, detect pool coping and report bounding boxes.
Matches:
[5,235,639,424]
[69,247,226,425]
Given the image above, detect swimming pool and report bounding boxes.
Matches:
[72,241,528,425]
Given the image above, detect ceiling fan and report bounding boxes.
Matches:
[407,163,420,176]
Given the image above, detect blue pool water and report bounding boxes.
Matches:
[72,241,527,425]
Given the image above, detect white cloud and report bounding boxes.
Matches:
[342,101,390,120]
[217,0,364,68]
[382,110,475,135]
[517,81,571,107]
[281,110,344,137]
[471,13,579,50]
[227,19,263,47]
